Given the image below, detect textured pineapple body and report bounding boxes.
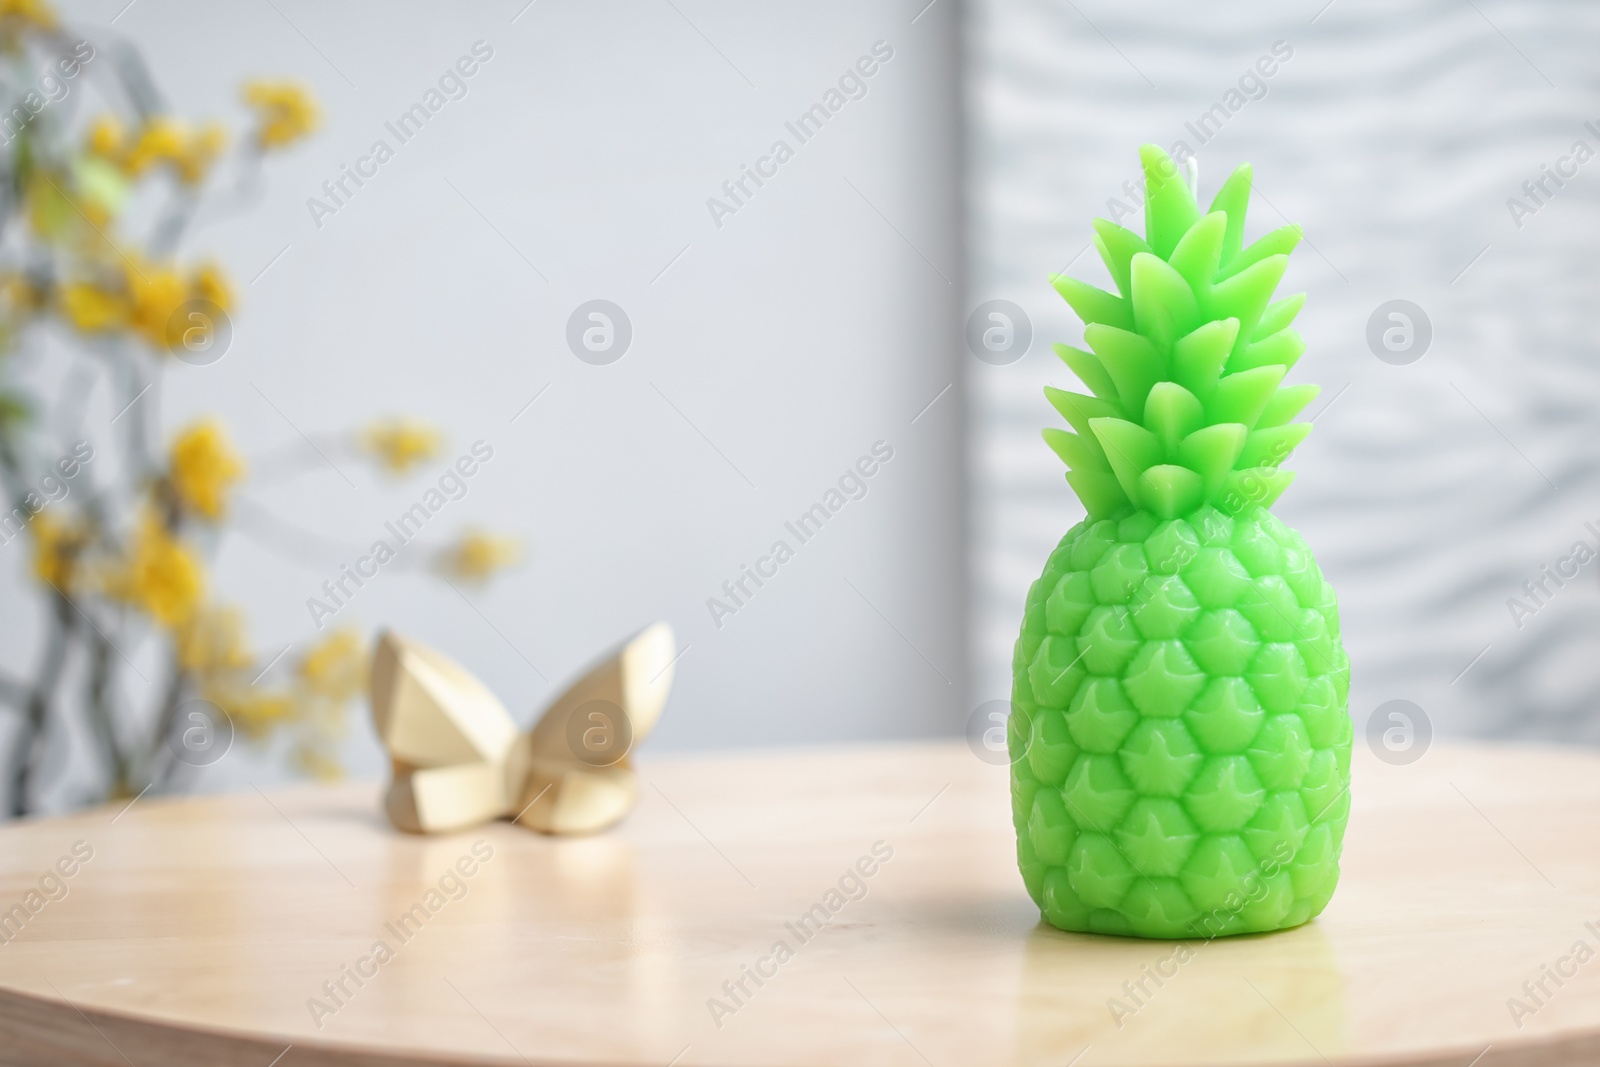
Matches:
[1009,502,1350,939]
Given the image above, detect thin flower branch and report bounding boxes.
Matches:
[0,3,518,817]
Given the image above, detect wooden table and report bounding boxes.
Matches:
[0,740,1597,1066]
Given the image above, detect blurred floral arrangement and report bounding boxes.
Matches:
[0,2,517,815]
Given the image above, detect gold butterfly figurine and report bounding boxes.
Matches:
[369,623,676,835]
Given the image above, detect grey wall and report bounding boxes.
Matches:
[18,0,1593,805]
[968,0,1600,747]
[0,0,965,799]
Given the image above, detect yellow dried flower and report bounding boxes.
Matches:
[0,270,45,315]
[180,123,227,184]
[359,418,442,474]
[30,511,85,592]
[111,516,204,627]
[122,118,226,184]
[298,629,365,703]
[0,0,56,33]
[193,262,232,312]
[169,419,245,519]
[435,529,521,583]
[128,264,187,347]
[85,115,125,160]
[176,605,252,675]
[206,683,294,742]
[242,81,319,150]
[292,743,343,782]
[64,257,234,351]
[25,171,108,242]
[121,119,182,176]
[60,281,129,332]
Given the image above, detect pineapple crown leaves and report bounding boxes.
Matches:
[1043,144,1317,521]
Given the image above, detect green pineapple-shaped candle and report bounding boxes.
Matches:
[1010,145,1351,939]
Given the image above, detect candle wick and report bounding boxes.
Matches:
[1181,156,1200,199]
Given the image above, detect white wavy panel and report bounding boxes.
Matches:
[968,0,1600,743]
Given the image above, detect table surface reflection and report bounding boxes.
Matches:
[0,739,1594,1066]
